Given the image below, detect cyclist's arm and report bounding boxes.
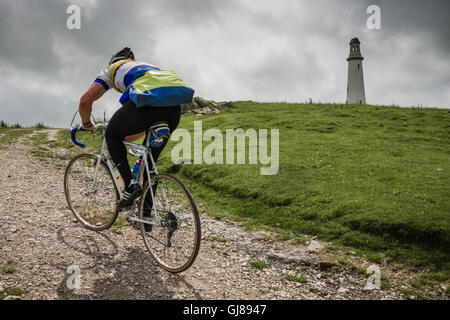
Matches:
[79,82,107,125]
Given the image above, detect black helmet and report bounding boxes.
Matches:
[109,47,135,65]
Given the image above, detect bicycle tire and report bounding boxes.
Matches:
[64,153,119,231]
[138,173,201,273]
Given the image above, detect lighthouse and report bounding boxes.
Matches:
[346,38,366,104]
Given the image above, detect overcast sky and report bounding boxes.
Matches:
[0,0,449,127]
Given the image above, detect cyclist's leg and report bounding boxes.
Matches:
[143,104,181,181]
[105,101,138,187]
[153,105,181,161]
[142,105,181,219]
[105,101,180,188]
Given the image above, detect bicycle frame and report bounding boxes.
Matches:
[71,125,165,226]
[68,124,201,273]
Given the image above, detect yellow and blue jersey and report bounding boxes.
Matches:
[94,60,194,107]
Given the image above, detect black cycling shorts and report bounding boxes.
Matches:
[105,100,181,186]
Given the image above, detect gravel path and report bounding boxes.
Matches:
[0,130,404,300]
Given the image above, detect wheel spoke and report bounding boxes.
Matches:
[139,173,200,273]
[64,154,119,231]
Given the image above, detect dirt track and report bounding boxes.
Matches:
[0,130,403,300]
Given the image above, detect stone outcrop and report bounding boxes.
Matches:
[181,97,235,115]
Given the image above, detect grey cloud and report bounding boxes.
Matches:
[0,0,448,128]
[157,0,230,25]
[364,0,450,53]
[0,1,68,73]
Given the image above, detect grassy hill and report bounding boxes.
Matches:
[157,102,449,271]
[55,102,449,272]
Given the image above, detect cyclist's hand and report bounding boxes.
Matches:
[79,121,97,133]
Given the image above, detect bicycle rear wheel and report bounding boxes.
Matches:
[64,153,119,231]
[138,173,201,273]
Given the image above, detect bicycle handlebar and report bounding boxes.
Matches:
[70,123,108,148]
[71,127,86,148]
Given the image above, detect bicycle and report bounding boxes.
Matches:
[64,123,201,273]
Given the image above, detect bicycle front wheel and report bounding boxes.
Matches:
[64,153,119,231]
[138,173,201,273]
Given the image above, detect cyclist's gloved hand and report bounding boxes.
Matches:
[79,121,97,133]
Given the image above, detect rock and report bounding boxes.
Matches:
[219,102,235,109]
[307,240,323,252]
[168,159,191,173]
[3,295,21,300]
[337,287,348,294]
[180,103,195,114]
[181,97,234,115]
[267,249,314,266]
[198,107,212,114]
[194,96,218,109]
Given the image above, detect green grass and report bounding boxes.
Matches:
[400,272,449,299]
[284,273,308,283]
[2,266,16,274]
[28,132,48,142]
[55,128,101,154]
[0,287,24,300]
[410,273,447,289]
[249,261,267,270]
[56,102,449,274]
[110,216,125,234]
[380,275,391,291]
[157,102,449,272]
[0,127,34,147]
[268,286,279,291]
[30,146,54,159]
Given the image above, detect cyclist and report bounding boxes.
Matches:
[78,47,192,208]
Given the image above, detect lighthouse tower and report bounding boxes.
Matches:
[346,37,366,104]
